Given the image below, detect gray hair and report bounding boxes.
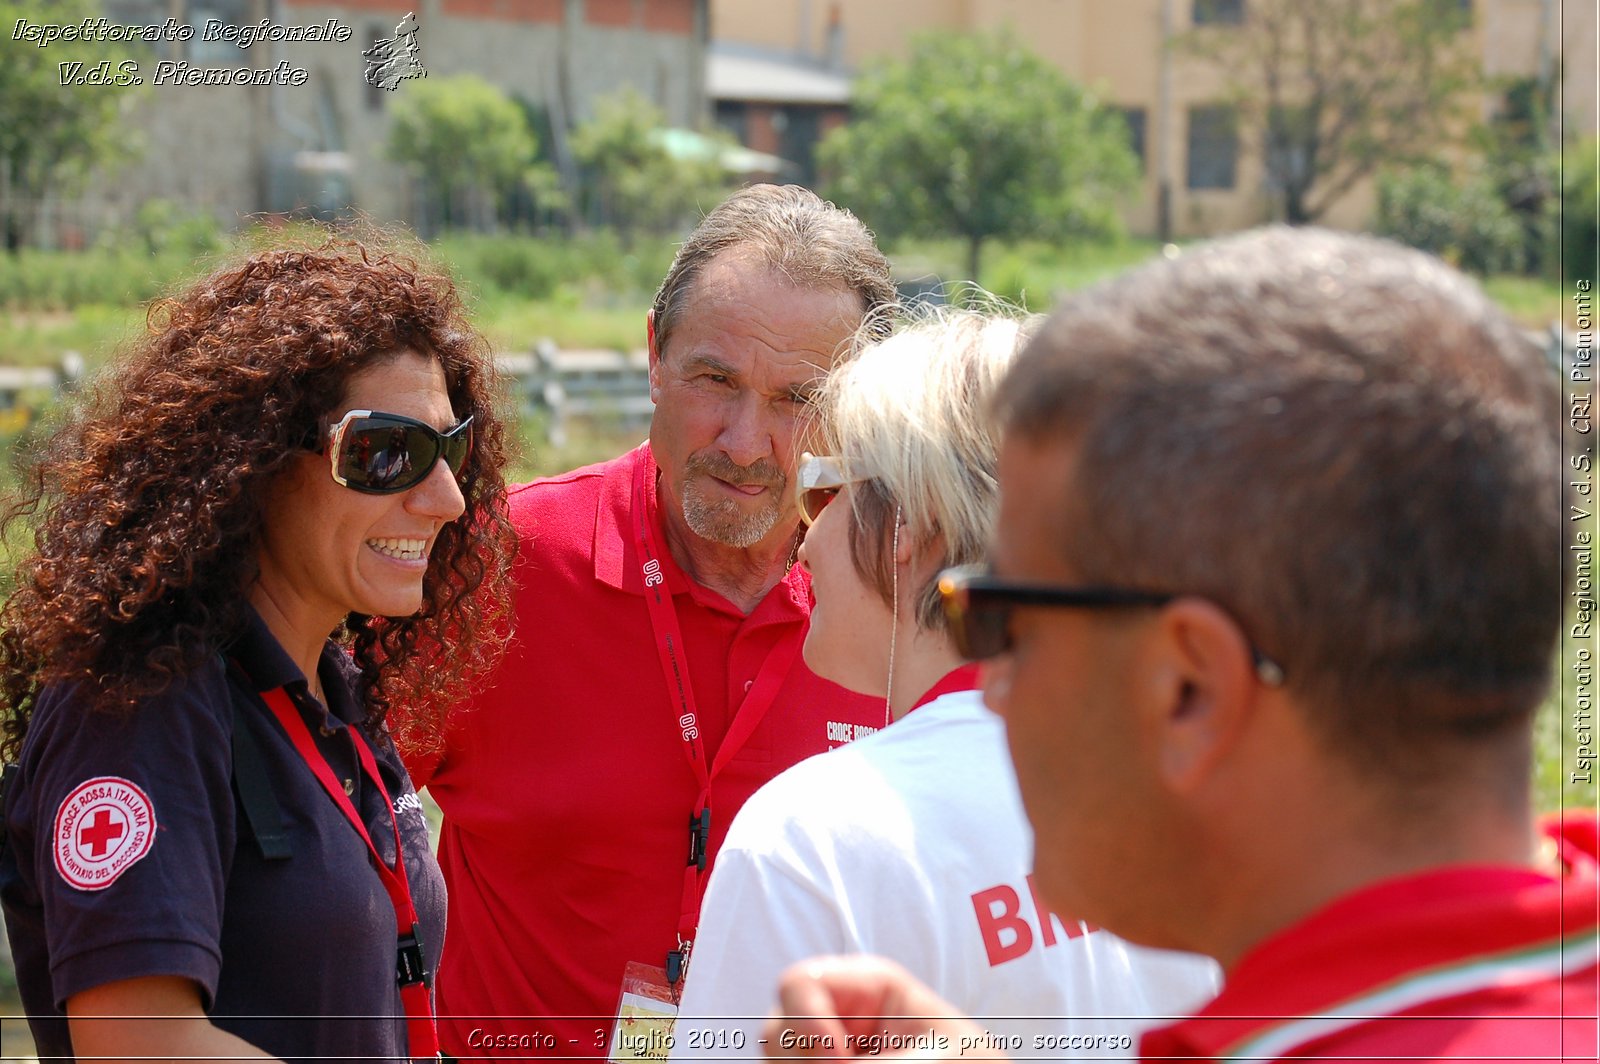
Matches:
[651,184,897,359]
[824,302,1036,631]
[996,226,1562,779]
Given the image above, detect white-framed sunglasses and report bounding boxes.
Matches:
[796,452,864,527]
[320,409,473,495]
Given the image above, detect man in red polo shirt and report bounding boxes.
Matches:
[406,185,897,1058]
[763,227,1597,1062]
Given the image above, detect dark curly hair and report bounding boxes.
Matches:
[0,235,516,762]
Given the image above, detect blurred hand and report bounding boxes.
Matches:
[762,956,1008,1061]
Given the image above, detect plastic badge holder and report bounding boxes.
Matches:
[607,960,679,1063]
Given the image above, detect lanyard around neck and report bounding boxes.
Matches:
[630,448,803,973]
[261,687,439,1061]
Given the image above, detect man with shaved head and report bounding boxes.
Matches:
[766,227,1597,1062]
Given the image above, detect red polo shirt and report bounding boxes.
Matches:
[1140,813,1600,1062]
[409,443,880,1058]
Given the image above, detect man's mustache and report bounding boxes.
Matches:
[686,452,786,490]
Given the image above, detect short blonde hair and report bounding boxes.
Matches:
[820,302,1035,631]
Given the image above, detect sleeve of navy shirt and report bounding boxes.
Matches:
[18,666,235,1011]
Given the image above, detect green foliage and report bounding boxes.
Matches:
[1535,653,1599,814]
[124,199,227,257]
[0,246,205,310]
[0,0,144,250]
[470,294,644,355]
[1183,0,1481,225]
[818,30,1139,282]
[1376,164,1527,274]
[0,303,145,367]
[1480,274,1568,327]
[570,88,733,244]
[453,237,566,301]
[431,231,675,304]
[0,225,680,362]
[386,74,556,231]
[1467,76,1564,277]
[1564,137,1599,284]
[0,231,1573,376]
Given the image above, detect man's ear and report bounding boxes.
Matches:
[646,308,663,403]
[1136,599,1264,794]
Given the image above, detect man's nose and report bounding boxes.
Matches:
[716,393,777,469]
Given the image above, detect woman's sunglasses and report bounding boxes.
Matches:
[322,409,474,495]
[796,452,860,527]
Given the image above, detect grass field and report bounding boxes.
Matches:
[0,233,1579,368]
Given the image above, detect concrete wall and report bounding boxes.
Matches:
[1558,0,1597,137]
[72,0,707,234]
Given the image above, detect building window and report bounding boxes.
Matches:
[1192,0,1244,26]
[779,107,822,188]
[715,101,748,144]
[1117,106,1147,173]
[187,0,251,64]
[1187,105,1237,190]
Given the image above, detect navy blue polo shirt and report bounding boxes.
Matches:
[0,608,445,1063]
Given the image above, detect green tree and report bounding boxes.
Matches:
[1182,0,1481,225]
[1471,75,1563,276]
[1565,136,1599,285]
[1375,162,1525,274]
[817,30,1139,282]
[569,88,731,245]
[0,0,141,251]
[386,74,552,232]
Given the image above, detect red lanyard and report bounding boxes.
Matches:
[631,449,802,979]
[261,687,439,1061]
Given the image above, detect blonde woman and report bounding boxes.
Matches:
[671,307,1218,1059]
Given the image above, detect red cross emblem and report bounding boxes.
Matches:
[77,807,127,858]
[53,777,157,891]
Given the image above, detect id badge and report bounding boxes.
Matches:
[607,960,679,1063]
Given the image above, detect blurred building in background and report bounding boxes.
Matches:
[712,0,1597,238]
[707,40,849,187]
[39,0,708,244]
[21,0,1598,245]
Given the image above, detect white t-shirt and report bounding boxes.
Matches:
[671,688,1220,1060]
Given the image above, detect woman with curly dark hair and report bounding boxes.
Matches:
[0,236,515,1063]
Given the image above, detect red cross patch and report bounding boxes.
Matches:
[52,776,157,891]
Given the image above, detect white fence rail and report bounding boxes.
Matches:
[498,342,654,446]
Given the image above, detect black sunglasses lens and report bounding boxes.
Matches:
[959,592,1013,660]
[440,421,472,477]
[338,421,436,492]
[335,415,472,494]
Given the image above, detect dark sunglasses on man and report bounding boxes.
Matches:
[936,563,1286,686]
[320,409,474,495]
